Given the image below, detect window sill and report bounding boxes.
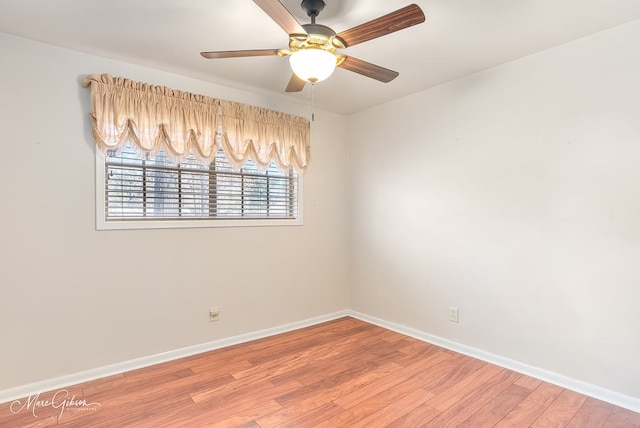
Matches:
[96,217,303,231]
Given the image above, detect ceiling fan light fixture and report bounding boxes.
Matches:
[289,48,336,83]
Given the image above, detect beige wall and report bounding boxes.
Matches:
[348,20,640,400]
[0,33,349,390]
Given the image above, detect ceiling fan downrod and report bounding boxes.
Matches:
[301,0,325,24]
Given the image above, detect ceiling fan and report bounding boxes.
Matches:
[201,0,426,92]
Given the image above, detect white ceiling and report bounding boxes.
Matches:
[1,0,640,115]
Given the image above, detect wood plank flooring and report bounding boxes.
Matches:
[1,317,638,427]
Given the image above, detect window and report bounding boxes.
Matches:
[96,144,301,229]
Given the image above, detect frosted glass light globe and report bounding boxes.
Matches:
[289,49,336,83]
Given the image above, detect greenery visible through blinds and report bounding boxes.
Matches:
[105,145,298,221]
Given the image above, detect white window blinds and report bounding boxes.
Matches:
[104,145,298,221]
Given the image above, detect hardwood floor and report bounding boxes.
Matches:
[1,317,638,427]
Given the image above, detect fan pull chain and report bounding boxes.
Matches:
[309,82,316,122]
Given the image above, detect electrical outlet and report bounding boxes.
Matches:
[209,306,220,322]
[449,307,459,323]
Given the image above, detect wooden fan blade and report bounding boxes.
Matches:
[285,74,306,92]
[200,49,281,59]
[253,0,307,35]
[338,56,399,83]
[337,4,425,47]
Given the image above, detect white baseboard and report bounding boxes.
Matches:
[2,309,638,414]
[0,310,350,405]
[347,310,640,414]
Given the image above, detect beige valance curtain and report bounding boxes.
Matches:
[82,74,310,172]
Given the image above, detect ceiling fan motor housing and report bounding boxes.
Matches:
[289,22,345,54]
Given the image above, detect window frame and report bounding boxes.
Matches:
[94,149,303,230]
